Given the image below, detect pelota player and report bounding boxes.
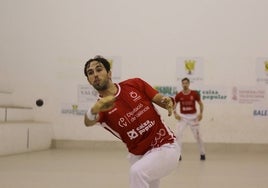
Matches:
[174,77,206,161]
[84,55,180,188]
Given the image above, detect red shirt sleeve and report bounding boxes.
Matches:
[129,78,158,100]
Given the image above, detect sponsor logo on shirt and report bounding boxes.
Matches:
[129,91,141,102]
[182,107,193,111]
[126,120,155,140]
[150,128,167,147]
[127,129,139,140]
[117,103,150,128]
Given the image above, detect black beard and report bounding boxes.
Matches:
[93,83,108,91]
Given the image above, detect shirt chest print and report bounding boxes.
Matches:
[114,91,153,140]
[116,90,143,128]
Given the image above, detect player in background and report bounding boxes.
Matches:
[174,77,206,161]
[84,55,180,188]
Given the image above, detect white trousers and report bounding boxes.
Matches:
[176,114,205,155]
[128,142,180,188]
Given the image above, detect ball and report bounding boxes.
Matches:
[36,99,44,107]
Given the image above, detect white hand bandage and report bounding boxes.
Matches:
[86,109,97,120]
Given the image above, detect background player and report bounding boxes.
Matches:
[174,77,206,161]
[84,55,180,188]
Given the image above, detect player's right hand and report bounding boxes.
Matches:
[92,95,116,114]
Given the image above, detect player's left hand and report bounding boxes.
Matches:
[162,97,174,116]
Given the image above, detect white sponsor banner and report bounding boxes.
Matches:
[253,104,268,118]
[106,56,122,83]
[230,86,266,104]
[61,103,88,116]
[196,86,228,103]
[176,57,204,84]
[155,85,228,103]
[78,85,98,104]
[256,57,268,84]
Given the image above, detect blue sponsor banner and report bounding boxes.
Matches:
[154,86,177,96]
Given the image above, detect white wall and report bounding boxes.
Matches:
[1,0,268,143]
[0,122,53,155]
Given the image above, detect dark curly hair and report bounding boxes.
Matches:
[84,55,111,77]
[181,77,190,83]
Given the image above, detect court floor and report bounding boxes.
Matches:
[0,147,268,188]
